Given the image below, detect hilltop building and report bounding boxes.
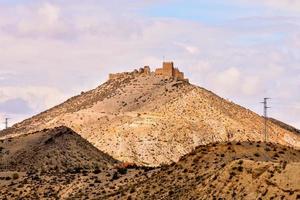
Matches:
[109,61,188,82]
[155,62,185,80]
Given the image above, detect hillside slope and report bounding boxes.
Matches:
[1,141,299,199]
[112,141,300,200]
[0,126,156,199]
[0,126,118,172]
[1,69,299,165]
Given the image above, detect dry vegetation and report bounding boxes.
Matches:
[0,128,299,200]
[111,141,300,200]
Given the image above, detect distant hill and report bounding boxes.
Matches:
[269,118,300,135]
[0,126,118,172]
[1,64,299,166]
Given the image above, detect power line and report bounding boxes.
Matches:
[260,98,270,143]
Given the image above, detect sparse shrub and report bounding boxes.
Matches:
[94,179,101,184]
[130,187,136,194]
[12,173,19,180]
[264,147,271,152]
[254,153,260,157]
[112,172,119,180]
[117,168,128,175]
[229,171,236,179]
[93,168,101,174]
[237,166,243,172]
[273,153,279,158]
[238,160,243,165]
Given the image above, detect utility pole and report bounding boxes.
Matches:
[4,118,9,129]
[261,98,270,143]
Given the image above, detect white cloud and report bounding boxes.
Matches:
[241,76,262,96]
[214,67,241,93]
[0,86,67,111]
[236,0,300,12]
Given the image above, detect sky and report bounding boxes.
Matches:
[0,0,300,129]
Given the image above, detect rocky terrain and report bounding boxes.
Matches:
[0,126,157,199]
[1,129,299,200]
[115,141,300,200]
[0,68,300,166]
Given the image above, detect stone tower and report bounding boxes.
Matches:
[155,61,186,81]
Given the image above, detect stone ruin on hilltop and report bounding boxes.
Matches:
[109,61,189,82]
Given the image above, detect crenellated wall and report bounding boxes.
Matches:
[155,62,186,81]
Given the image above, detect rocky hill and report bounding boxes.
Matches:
[1,63,299,166]
[1,141,299,199]
[110,141,300,200]
[0,126,156,199]
[0,126,118,172]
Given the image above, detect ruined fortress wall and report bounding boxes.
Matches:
[162,62,174,77]
[109,66,151,80]
[174,68,184,80]
[109,73,122,80]
[155,68,164,76]
[154,62,186,81]
[143,66,151,75]
[109,62,188,82]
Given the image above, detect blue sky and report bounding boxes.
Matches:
[142,1,265,23]
[0,0,300,129]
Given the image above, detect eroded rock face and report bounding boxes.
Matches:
[1,69,300,166]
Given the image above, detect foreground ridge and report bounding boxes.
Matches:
[1,138,299,199]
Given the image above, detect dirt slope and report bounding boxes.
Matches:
[0,70,299,166]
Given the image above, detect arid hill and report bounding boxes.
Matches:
[1,141,299,199]
[0,126,156,199]
[111,141,300,200]
[1,63,300,166]
[0,126,118,172]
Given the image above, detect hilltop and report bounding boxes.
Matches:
[0,62,299,166]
